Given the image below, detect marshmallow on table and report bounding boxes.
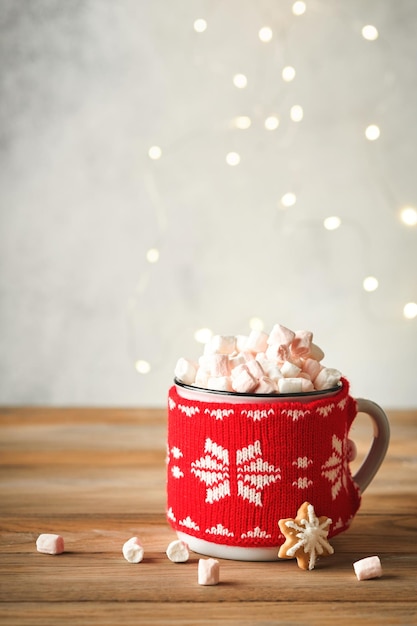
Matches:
[122,536,144,563]
[36,533,64,555]
[198,558,220,585]
[166,539,189,563]
[175,358,197,385]
[353,556,382,581]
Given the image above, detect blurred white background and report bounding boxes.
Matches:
[0,0,416,408]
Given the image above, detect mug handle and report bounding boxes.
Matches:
[351,398,390,493]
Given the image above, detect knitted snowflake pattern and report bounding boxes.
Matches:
[278,501,334,570]
[167,381,361,547]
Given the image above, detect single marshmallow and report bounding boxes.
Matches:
[240,350,256,362]
[256,354,282,379]
[229,353,246,370]
[36,533,64,555]
[206,354,230,377]
[280,361,301,378]
[300,377,315,392]
[194,367,209,388]
[198,355,210,371]
[245,330,269,354]
[246,358,265,380]
[302,358,322,380]
[254,351,268,367]
[198,558,220,585]
[310,342,325,361]
[207,335,237,355]
[230,363,246,379]
[255,376,277,394]
[353,556,382,581]
[175,358,197,385]
[268,366,284,383]
[265,344,278,361]
[122,536,144,563]
[166,539,189,563]
[278,377,303,394]
[291,330,313,357]
[207,376,233,392]
[265,342,289,363]
[267,323,295,347]
[236,335,248,352]
[231,365,258,393]
[314,367,342,390]
[286,353,303,368]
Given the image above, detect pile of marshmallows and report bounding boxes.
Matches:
[175,323,342,394]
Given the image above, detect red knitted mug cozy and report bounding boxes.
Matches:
[166,378,361,548]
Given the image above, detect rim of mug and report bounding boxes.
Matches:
[174,377,342,399]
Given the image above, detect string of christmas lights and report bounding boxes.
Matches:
[130,1,416,376]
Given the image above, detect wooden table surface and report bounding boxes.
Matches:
[0,406,416,625]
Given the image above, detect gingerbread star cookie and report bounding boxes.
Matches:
[278,501,334,570]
